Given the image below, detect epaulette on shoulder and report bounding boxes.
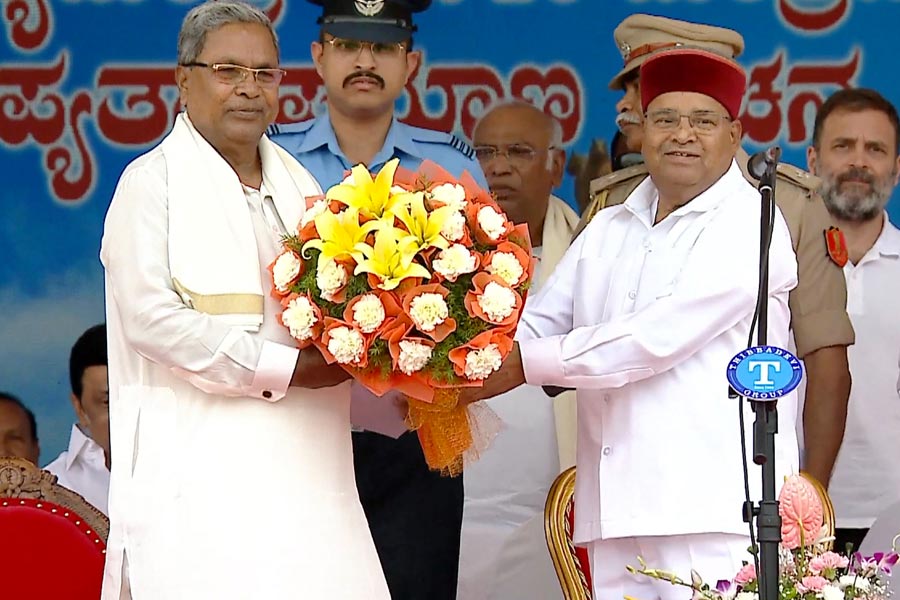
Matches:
[775,162,821,193]
[266,119,315,138]
[589,162,650,197]
[412,128,476,160]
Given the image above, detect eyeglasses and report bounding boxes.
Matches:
[181,62,286,88]
[645,109,731,133]
[324,37,407,58]
[474,144,557,166]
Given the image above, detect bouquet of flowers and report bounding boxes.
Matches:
[269,158,535,475]
[627,475,898,600]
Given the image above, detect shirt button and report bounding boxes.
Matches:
[602,446,612,456]
[628,290,637,299]
[262,390,273,399]
[643,240,652,250]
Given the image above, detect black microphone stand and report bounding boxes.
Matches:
[748,149,781,600]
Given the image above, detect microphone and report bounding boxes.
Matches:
[747,146,781,181]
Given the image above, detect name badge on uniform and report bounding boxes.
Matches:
[726,346,803,401]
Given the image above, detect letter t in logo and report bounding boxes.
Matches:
[748,360,780,386]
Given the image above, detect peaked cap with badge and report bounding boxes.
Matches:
[609,14,744,90]
[308,0,432,43]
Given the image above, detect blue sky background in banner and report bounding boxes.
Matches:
[2,0,897,462]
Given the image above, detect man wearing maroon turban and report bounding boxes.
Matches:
[464,47,802,599]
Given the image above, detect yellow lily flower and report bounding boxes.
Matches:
[354,226,431,291]
[393,191,455,252]
[326,158,411,219]
[302,208,377,264]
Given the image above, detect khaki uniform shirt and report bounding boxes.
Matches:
[576,149,854,357]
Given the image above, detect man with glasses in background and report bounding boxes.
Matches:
[99,2,390,598]
[270,2,486,599]
[457,99,578,600]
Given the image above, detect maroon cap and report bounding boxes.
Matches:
[640,47,747,118]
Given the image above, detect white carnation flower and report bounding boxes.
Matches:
[464,343,503,380]
[398,340,433,375]
[300,198,330,227]
[341,172,355,185]
[440,210,467,242]
[351,294,386,333]
[390,185,409,195]
[839,576,869,591]
[316,257,348,301]
[327,326,365,365]
[432,244,477,281]
[273,251,302,292]
[734,593,758,600]
[477,281,516,322]
[487,251,524,286]
[409,293,449,332]
[477,205,507,240]
[821,585,844,600]
[282,296,318,342]
[430,183,467,211]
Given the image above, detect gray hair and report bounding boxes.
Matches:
[177,1,279,65]
[476,99,563,170]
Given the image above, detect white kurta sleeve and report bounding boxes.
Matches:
[519,208,797,390]
[101,157,298,401]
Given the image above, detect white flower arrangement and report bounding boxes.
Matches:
[463,343,503,380]
[272,251,302,292]
[327,326,365,365]
[487,251,524,286]
[282,296,318,342]
[408,292,449,332]
[432,244,477,281]
[477,205,507,240]
[398,340,433,375]
[440,210,467,242]
[477,281,516,322]
[430,182,468,211]
[351,294,386,334]
[316,257,348,302]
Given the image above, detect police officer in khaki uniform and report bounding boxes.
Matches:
[576,14,853,487]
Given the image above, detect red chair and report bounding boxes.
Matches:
[545,466,592,600]
[0,456,108,599]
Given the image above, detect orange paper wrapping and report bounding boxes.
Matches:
[405,388,472,476]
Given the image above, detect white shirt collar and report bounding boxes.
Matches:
[64,423,105,470]
[871,212,900,258]
[624,159,744,226]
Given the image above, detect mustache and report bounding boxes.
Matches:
[836,166,876,186]
[615,111,642,130]
[343,70,385,88]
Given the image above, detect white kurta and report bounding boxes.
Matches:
[100,134,389,598]
[517,161,801,543]
[830,215,900,528]
[45,424,110,515]
[457,196,578,600]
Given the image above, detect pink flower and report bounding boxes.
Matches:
[800,576,828,591]
[810,552,850,576]
[734,563,757,584]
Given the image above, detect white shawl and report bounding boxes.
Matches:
[162,113,321,330]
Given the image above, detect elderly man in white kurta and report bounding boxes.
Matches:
[457,101,579,600]
[99,3,389,598]
[463,49,801,600]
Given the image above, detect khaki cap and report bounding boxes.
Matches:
[609,14,745,90]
